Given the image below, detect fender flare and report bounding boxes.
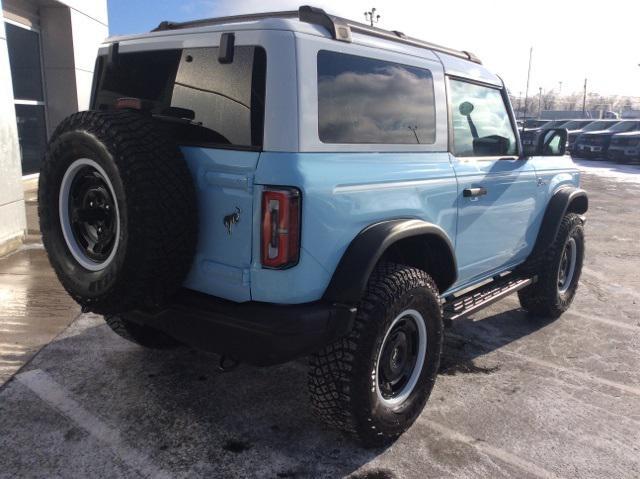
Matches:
[323,219,457,304]
[531,187,588,257]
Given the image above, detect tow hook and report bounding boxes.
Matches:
[218,355,240,372]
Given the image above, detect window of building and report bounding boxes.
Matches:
[449,79,517,157]
[5,21,47,175]
[93,46,266,150]
[317,50,436,144]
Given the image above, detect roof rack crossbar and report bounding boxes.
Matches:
[151,5,481,64]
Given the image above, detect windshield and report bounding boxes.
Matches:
[561,120,591,130]
[608,121,638,133]
[583,121,613,131]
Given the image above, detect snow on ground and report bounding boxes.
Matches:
[572,158,640,184]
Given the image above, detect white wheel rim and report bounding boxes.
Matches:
[59,158,121,271]
[375,309,428,409]
[557,237,577,294]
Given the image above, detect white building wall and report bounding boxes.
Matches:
[0,0,107,255]
[0,2,27,256]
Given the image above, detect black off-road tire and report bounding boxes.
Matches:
[518,213,584,318]
[308,263,443,447]
[38,110,197,315]
[105,314,180,349]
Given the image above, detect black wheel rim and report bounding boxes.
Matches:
[378,316,420,401]
[67,166,117,263]
[557,237,577,294]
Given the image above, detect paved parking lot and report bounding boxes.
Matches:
[0,161,639,478]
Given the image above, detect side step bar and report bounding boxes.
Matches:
[443,276,535,322]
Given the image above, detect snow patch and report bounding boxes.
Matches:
[573,159,640,184]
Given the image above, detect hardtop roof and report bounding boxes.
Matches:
[103,6,502,87]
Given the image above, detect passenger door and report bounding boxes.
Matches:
[449,78,539,286]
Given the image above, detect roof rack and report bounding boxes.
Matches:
[152,5,481,64]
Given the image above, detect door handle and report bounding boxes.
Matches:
[463,187,487,198]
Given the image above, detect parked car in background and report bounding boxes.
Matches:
[567,120,617,152]
[574,121,640,159]
[523,119,549,129]
[521,119,572,147]
[607,131,640,163]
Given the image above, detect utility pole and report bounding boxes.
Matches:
[364,7,380,27]
[522,47,533,123]
[582,78,588,116]
[538,87,543,119]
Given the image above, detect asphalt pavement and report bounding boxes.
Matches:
[0,161,638,478]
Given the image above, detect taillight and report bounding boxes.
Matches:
[261,187,301,269]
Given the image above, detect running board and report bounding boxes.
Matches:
[443,276,534,322]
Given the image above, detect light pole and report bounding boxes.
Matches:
[537,87,543,119]
[364,8,380,27]
[582,78,588,116]
[522,47,533,122]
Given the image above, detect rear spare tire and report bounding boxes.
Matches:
[38,110,197,314]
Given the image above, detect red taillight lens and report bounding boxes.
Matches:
[261,187,301,269]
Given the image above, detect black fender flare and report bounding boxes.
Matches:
[531,187,588,257]
[323,219,457,305]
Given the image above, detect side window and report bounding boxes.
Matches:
[449,79,517,157]
[317,50,436,144]
[93,46,266,149]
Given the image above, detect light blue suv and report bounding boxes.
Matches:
[38,6,588,446]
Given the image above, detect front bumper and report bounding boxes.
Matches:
[573,144,606,158]
[607,147,639,163]
[127,289,357,366]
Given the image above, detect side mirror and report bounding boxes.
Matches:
[459,101,474,116]
[524,128,568,156]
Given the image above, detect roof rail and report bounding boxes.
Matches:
[152,6,481,64]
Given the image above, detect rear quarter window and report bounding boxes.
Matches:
[317,50,436,145]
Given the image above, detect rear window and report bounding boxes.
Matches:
[317,50,436,144]
[93,46,266,150]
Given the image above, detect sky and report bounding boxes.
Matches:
[107,0,640,99]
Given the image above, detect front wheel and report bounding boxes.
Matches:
[518,213,585,318]
[308,263,443,447]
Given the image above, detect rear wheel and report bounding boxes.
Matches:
[308,263,443,447]
[518,213,585,318]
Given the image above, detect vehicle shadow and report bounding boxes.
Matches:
[5,307,551,478]
[440,306,551,376]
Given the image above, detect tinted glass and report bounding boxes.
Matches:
[5,22,43,101]
[450,79,517,157]
[94,46,266,149]
[609,121,639,133]
[317,50,436,144]
[562,120,591,130]
[15,104,47,174]
[583,121,613,131]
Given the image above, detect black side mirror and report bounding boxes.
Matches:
[525,128,568,156]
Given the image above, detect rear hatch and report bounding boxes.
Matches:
[92,43,267,302]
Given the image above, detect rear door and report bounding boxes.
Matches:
[92,38,268,302]
[171,45,266,302]
[448,78,539,286]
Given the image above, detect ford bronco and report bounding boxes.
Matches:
[38,6,588,446]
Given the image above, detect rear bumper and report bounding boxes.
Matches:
[127,289,357,366]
